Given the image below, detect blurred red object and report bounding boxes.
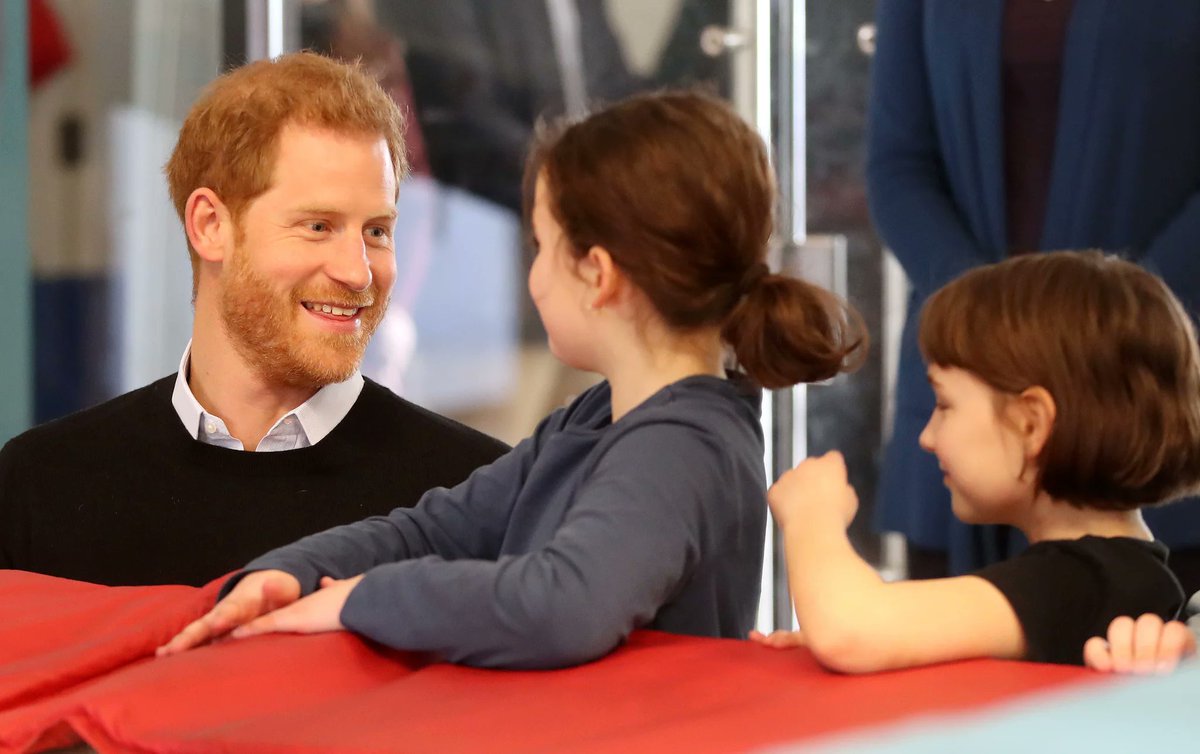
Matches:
[29,0,72,88]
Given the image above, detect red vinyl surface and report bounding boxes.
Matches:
[0,571,1105,754]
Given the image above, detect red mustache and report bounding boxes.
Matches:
[293,287,377,309]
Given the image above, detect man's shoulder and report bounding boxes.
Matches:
[3,375,176,457]
[352,378,509,456]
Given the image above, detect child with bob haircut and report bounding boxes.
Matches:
[754,251,1200,670]
[159,91,865,669]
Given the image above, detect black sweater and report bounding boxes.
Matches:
[0,376,508,586]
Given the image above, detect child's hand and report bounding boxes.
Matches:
[1083,614,1196,674]
[231,574,365,639]
[748,628,807,649]
[767,451,858,530]
[157,569,301,656]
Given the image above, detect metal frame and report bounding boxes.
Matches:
[734,0,809,631]
[244,0,296,62]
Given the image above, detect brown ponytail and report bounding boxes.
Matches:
[723,274,866,388]
[525,90,866,388]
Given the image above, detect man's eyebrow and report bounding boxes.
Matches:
[287,206,342,219]
[288,207,398,221]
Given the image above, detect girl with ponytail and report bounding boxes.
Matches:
[160,91,865,669]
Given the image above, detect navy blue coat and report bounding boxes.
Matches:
[869,0,1200,572]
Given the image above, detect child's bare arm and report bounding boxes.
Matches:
[769,452,1025,673]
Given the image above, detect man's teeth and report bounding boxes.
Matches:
[304,302,361,316]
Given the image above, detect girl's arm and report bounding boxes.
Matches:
[232,426,543,595]
[333,421,741,669]
[232,391,591,597]
[160,429,543,654]
[770,452,1025,673]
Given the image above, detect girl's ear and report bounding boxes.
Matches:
[1011,386,1057,460]
[185,188,234,263]
[582,245,621,310]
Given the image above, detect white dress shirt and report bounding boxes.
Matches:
[170,342,364,451]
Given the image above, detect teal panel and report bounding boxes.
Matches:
[0,0,32,443]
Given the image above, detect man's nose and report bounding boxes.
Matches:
[327,232,373,292]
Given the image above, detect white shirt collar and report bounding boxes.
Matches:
[170,341,364,451]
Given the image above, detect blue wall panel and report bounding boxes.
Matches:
[0,0,33,443]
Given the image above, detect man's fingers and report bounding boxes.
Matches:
[1082,636,1114,672]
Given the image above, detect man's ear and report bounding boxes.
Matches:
[185,188,233,263]
[581,245,621,310]
[1011,386,1057,460]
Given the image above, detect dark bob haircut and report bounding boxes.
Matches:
[920,250,1200,510]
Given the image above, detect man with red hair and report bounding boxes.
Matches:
[0,52,506,587]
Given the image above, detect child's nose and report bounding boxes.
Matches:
[917,421,935,453]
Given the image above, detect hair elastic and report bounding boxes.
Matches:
[738,263,770,296]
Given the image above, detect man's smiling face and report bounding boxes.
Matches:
[220,123,399,388]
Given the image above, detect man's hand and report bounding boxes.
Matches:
[157,569,301,656]
[748,629,807,650]
[767,451,859,531]
[230,574,364,639]
[1083,614,1197,674]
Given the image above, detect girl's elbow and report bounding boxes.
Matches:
[497,602,627,669]
[509,628,621,670]
[445,629,615,670]
[805,622,892,675]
